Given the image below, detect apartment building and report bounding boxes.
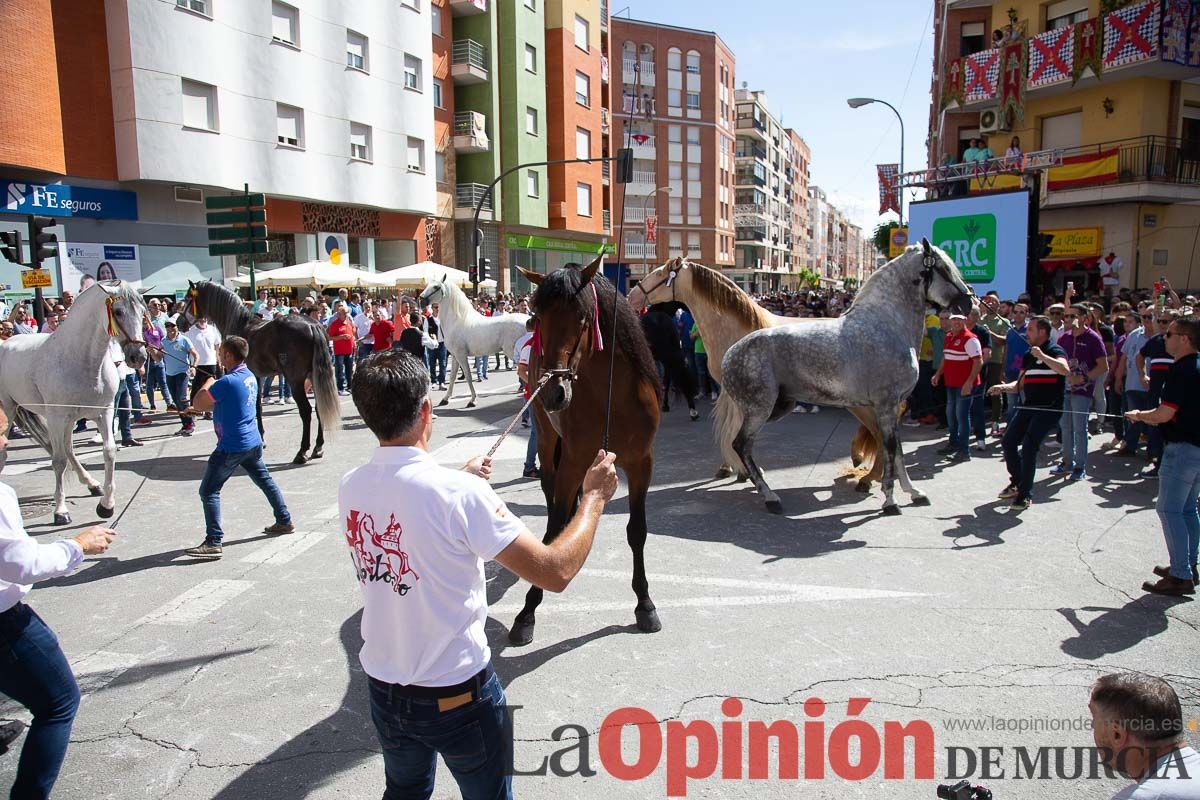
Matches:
[785,128,813,275]
[0,0,437,297]
[733,86,794,290]
[928,0,1200,294]
[610,18,737,280]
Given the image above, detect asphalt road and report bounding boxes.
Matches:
[0,371,1195,799]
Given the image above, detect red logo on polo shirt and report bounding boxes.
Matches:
[345,510,420,596]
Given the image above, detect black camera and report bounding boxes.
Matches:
[936,781,992,800]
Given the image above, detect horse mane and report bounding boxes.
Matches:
[433,279,473,321]
[197,281,256,335]
[533,268,662,399]
[688,263,773,331]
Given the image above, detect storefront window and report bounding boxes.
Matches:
[140,245,222,294]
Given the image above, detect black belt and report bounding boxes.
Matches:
[371,664,493,701]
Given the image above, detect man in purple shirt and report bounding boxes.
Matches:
[1052,305,1109,480]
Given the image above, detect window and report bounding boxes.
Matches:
[433,78,444,109]
[431,4,442,36]
[1040,111,1082,150]
[436,151,446,182]
[576,182,592,216]
[686,126,700,145]
[350,122,371,161]
[668,89,681,108]
[668,125,681,143]
[575,127,591,160]
[347,30,368,71]
[526,106,538,135]
[528,170,540,198]
[575,71,590,107]
[669,196,682,219]
[686,50,700,74]
[574,15,589,51]
[271,1,298,46]
[687,232,700,252]
[275,103,303,147]
[687,163,700,181]
[959,21,985,56]
[407,137,425,172]
[688,198,700,217]
[404,54,422,91]
[1046,0,1088,30]
[686,92,701,110]
[667,47,681,71]
[181,79,217,131]
[525,44,537,73]
[669,231,682,251]
[176,0,208,14]
[668,163,682,180]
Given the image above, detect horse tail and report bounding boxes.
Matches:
[13,407,52,453]
[713,391,745,474]
[309,330,342,435]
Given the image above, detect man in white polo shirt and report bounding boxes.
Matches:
[340,349,617,799]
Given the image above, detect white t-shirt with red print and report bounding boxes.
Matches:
[339,446,525,687]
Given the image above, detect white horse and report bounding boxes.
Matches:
[0,281,148,525]
[418,277,529,408]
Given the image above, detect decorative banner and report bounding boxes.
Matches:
[941,57,964,109]
[1028,26,1074,88]
[319,232,349,265]
[963,49,1000,102]
[59,242,141,292]
[1189,2,1200,65]
[998,41,1027,123]
[1074,16,1103,82]
[630,133,654,147]
[1103,0,1158,66]
[644,215,658,243]
[1,180,138,220]
[1041,227,1102,258]
[1160,0,1191,64]
[877,164,899,215]
[1046,149,1120,190]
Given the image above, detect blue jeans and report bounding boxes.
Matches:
[124,373,145,421]
[1156,442,1200,582]
[1005,388,1024,424]
[368,668,512,800]
[525,417,538,472]
[166,373,194,429]
[1058,392,1091,471]
[969,383,986,442]
[945,388,972,454]
[695,352,718,396]
[357,342,374,364]
[474,355,489,380]
[144,360,169,409]
[334,353,354,392]
[114,378,133,441]
[0,604,80,799]
[1002,407,1061,500]
[1122,390,1153,452]
[429,344,447,385]
[199,446,291,545]
[262,374,292,400]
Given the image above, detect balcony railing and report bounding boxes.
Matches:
[736,144,767,160]
[600,0,608,30]
[736,228,766,242]
[448,0,487,15]
[622,206,651,223]
[622,59,655,86]
[1063,135,1200,186]
[452,110,489,153]
[600,55,609,83]
[601,160,610,184]
[735,172,766,187]
[623,242,654,260]
[735,203,767,217]
[736,114,766,132]
[452,39,488,84]
[455,182,492,221]
[603,209,611,233]
[630,169,656,184]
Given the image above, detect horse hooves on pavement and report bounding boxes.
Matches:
[508,620,535,646]
[53,512,71,526]
[854,479,871,493]
[467,402,476,409]
[437,398,449,407]
[87,485,103,497]
[292,454,309,465]
[96,503,114,519]
[715,465,734,479]
[882,504,902,516]
[736,473,749,484]
[910,495,931,507]
[635,608,662,633]
[690,410,700,421]
[311,451,324,460]
[765,500,784,515]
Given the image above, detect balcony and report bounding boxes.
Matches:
[736,114,767,141]
[601,108,610,135]
[736,143,767,161]
[624,170,658,195]
[455,183,492,221]
[1044,135,1200,206]
[602,160,610,185]
[621,93,655,119]
[600,0,608,30]
[623,242,654,260]
[449,0,487,15]
[735,172,766,188]
[622,59,656,87]
[603,209,611,233]
[452,111,489,153]
[452,39,488,84]
[942,0,1199,112]
[622,206,652,224]
[736,227,767,242]
[601,55,609,83]
[734,203,767,222]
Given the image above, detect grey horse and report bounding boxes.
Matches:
[715,240,975,515]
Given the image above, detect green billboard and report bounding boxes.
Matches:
[931,213,997,283]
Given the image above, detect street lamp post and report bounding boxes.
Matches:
[847,97,905,227]
[638,186,672,277]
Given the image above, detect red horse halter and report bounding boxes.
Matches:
[534,282,605,383]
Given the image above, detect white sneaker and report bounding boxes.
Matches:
[810,406,820,414]
[90,434,104,445]
[902,419,921,427]
[283,397,293,404]
[794,406,808,414]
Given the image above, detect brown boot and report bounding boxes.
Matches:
[264,522,295,535]
[1142,576,1196,597]
[1153,565,1200,583]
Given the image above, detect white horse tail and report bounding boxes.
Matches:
[13,407,52,453]
[310,335,342,435]
[713,391,746,475]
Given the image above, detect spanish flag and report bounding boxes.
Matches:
[1047,149,1119,190]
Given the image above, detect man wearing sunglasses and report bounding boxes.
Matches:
[1114,305,1154,457]
[1126,315,1200,596]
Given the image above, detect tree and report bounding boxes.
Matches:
[873,222,897,256]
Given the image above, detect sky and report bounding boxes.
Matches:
[614,0,935,235]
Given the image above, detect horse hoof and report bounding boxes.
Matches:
[437,399,449,407]
[311,450,323,460]
[508,620,535,646]
[736,473,749,484]
[96,503,114,519]
[851,455,864,468]
[855,479,871,493]
[690,410,700,422]
[882,504,901,516]
[715,465,734,479]
[293,455,308,465]
[88,485,102,497]
[765,500,784,515]
[53,512,71,526]
[467,402,476,409]
[910,495,931,507]
[635,608,662,633]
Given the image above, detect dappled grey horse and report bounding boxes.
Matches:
[715,240,975,515]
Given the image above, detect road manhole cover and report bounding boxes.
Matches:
[19,501,55,520]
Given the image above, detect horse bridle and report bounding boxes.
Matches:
[104,290,147,349]
[636,260,683,305]
[540,284,601,384]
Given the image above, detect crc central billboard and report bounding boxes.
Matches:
[908,189,1029,301]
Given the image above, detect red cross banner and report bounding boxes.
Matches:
[877,164,899,216]
[1104,0,1158,67]
[1161,0,1191,65]
[941,57,964,109]
[1073,16,1103,83]
[645,215,658,244]
[999,41,1027,123]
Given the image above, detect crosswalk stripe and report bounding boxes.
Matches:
[135,579,252,626]
[240,530,329,565]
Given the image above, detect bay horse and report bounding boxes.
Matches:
[629,258,890,491]
[0,281,147,525]
[640,306,699,420]
[511,255,661,646]
[177,281,341,464]
[715,240,974,515]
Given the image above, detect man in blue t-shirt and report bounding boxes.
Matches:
[182,335,293,559]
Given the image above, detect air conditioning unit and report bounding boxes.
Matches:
[979,107,1010,134]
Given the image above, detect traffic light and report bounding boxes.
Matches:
[0,230,20,264]
[479,257,491,283]
[468,263,479,284]
[615,147,633,184]
[1035,232,1054,260]
[28,216,58,270]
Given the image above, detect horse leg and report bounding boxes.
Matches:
[848,408,881,493]
[291,384,313,464]
[439,354,459,406]
[50,420,72,526]
[65,432,100,496]
[625,455,661,633]
[877,414,902,515]
[463,361,478,408]
[731,409,782,513]
[96,408,117,519]
[889,407,928,506]
[312,412,325,460]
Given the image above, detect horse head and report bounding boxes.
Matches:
[630,257,688,311]
[99,281,149,369]
[915,238,974,316]
[418,276,445,310]
[518,253,605,413]
[175,279,201,332]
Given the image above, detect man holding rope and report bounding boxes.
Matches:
[989,315,1071,511]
